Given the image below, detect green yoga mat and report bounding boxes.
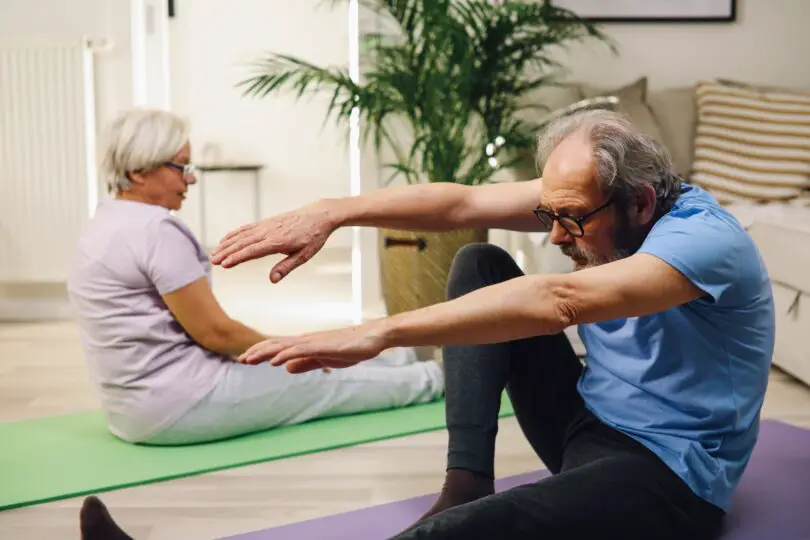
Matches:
[0,396,515,512]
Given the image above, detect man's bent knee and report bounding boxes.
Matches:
[453,243,511,267]
[447,243,522,300]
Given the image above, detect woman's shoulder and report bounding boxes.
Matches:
[83,200,204,262]
[151,212,205,252]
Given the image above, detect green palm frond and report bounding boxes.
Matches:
[240,0,611,185]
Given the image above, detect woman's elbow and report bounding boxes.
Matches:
[194,321,234,354]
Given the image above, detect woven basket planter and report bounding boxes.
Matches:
[379,228,489,315]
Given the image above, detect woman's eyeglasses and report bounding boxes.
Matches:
[164,161,198,179]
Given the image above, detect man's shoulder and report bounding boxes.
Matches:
[639,184,770,308]
[651,184,752,248]
[669,184,742,225]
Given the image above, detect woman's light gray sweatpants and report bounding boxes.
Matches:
[144,347,444,445]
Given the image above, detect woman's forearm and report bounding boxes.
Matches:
[203,319,269,358]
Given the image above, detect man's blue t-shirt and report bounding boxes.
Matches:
[577,183,774,512]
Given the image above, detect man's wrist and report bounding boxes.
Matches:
[371,315,405,350]
[318,197,357,229]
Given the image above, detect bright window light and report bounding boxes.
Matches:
[130,0,148,105]
[348,0,363,324]
[82,40,99,216]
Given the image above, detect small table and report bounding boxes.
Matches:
[196,164,264,246]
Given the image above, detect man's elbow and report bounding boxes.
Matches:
[521,275,578,335]
[543,276,580,332]
[448,185,479,228]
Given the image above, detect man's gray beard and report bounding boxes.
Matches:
[561,218,647,271]
[562,245,632,270]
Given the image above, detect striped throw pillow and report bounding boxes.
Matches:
[690,81,810,204]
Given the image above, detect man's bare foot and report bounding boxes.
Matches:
[418,468,494,521]
[80,496,134,540]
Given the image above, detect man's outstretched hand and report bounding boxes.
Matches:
[210,202,338,283]
[238,323,388,373]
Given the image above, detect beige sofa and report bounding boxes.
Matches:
[509,76,810,385]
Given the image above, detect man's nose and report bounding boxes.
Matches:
[549,221,573,246]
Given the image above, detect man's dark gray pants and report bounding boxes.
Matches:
[393,243,724,540]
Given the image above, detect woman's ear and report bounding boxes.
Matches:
[127,170,146,186]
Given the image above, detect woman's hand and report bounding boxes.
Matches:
[210,201,338,283]
[238,323,388,374]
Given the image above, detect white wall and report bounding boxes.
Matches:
[0,0,171,180]
[0,0,167,318]
[138,0,173,109]
[0,0,134,136]
[169,1,354,249]
[554,0,810,90]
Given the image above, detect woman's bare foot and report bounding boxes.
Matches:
[80,496,134,540]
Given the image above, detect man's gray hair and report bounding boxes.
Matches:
[100,108,190,194]
[535,109,680,214]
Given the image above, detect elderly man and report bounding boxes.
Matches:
[210,109,774,540]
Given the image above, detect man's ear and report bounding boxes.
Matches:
[631,184,657,226]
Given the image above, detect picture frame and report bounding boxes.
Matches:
[550,0,737,23]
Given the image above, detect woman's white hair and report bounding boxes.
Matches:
[100,108,190,194]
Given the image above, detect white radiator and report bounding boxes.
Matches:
[0,38,99,282]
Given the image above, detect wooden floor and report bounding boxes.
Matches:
[2,256,810,539]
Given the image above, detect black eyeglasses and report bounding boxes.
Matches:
[532,199,613,238]
[164,161,198,179]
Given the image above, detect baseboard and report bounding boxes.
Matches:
[0,297,74,322]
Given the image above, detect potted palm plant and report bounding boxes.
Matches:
[239,0,609,315]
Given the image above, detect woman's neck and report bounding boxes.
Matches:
[116,191,152,205]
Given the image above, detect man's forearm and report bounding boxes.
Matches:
[324,183,472,232]
[377,274,570,348]
[321,178,546,234]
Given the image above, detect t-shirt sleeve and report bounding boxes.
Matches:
[638,210,756,306]
[142,217,207,295]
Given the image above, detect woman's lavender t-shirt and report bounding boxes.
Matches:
[67,198,229,442]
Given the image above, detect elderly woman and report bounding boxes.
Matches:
[67,108,444,446]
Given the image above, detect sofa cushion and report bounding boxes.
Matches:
[690,81,810,204]
[515,83,583,125]
[733,207,810,294]
[647,88,697,177]
[718,80,810,209]
[716,78,810,96]
[580,77,666,144]
[770,282,810,386]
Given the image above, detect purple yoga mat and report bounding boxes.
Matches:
[222,420,810,540]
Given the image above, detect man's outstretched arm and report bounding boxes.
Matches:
[239,253,705,369]
[331,178,549,233]
[211,178,548,275]
[377,253,704,348]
